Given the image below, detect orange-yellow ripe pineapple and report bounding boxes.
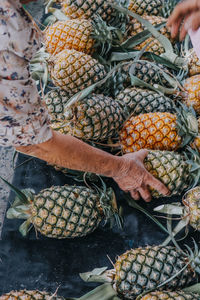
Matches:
[187,49,200,76]
[44,19,94,55]
[126,15,172,55]
[119,110,198,153]
[184,75,200,115]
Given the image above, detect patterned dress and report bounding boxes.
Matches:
[0,0,52,146]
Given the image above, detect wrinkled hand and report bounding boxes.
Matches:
[167,0,200,40]
[113,149,170,202]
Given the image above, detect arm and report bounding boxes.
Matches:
[167,0,200,40]
[16,130,170,202]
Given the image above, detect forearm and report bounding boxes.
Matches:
[15,130,122,178]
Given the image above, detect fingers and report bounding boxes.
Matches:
[130,190,140,201]
[170,19,183,39]
[138,185,152,203]
[167,0,200,39]
[167,0,199,28]
[146,173,170,197]
[135,149,149,162]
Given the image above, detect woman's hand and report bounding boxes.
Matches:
[113,149,170,202]
[167,0,200,40]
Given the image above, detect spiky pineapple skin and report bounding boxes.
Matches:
[144,151,190,197]
[0,290,63,300]
[128,0,163,16]
[126,15,172,55]
[141,290,200,300]
[183,186,200,230]
[119,112,181,153]
[56,94,126,141]
[113,246,195,299]
[122,60,169,87]
[184,75,200,115]
[31,185,105,239]
[188,49,200,77]
[44,19,94,55]
[60,0,117,22]
[49,49,106,96]
[116,87,176,115]
[44,89,70,121]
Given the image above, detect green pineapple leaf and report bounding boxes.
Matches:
[124,193,169,234]
[0,175,28,204]
[19,220,33,237]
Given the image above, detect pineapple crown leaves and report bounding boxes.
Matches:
[128,59,179,94]
[110,4,186,68]
[30,47,50,92]
[77,283,120,300]
[0,176,35,236]
[80,267,114,284]
[161,0,177,18]
[91,15,123,57]
[121,21,166,50]
[184,241,200,275]
[184,146,200,189]
[175,102,199,147]
[93,178,123,229]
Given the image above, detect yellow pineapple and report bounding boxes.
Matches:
[44,19,94,55]
[48,49,106,95]
[119,107,198,153]
[184,75,200,115]
[44,17,117,56]
[187,49,200,76]
[140,290,200,300]
[128,0,164,16]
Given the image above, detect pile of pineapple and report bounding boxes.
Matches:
[4,0,200,299]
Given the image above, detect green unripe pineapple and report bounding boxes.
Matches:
[80,245,200,299]
[52,93,126,141]
[116,87,176,115]
[6,184,121,239]
[44,89,70,121]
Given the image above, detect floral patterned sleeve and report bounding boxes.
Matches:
[0,0,52,146]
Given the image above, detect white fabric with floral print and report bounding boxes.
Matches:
[0,0,52,146]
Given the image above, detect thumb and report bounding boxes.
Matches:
[135,149,149,162]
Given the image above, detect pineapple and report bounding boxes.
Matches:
[154,185,200,244]
[140,290,200,300]
[126,15,172,55]
[116,87,176,115]
[121,60,172,88]
[187,49,200,77]
[80,244,200,299]
[119,106,198,153]
[44,17,118,56]
[128,0,164,16]
[143,150,200,198]
[0,290,63,299]
[44,89,70,121]
[57,0,124,23]
[48,49,107,95]
[52,93,126,141]
[44,19,95,55]
[6,184,121,239]
[184,75,200,115]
